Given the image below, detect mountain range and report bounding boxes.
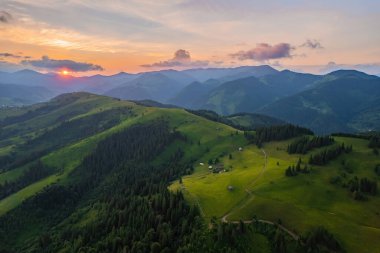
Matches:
[1,66,379,133]
[0,92,379,253]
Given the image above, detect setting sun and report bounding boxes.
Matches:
[61,70,69,76]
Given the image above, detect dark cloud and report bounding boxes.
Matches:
[231,43,293,61]
[0,53,21,58]
[0,52,30,59]
[0,53,33,62]
[301,39,323,49]
[21,56,104,72]
[0,11,12,23]
[173,49,191,61]
[142,49,209,68]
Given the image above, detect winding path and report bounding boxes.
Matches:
[181,147,299,240]
[221,148,267,223]
[221,148,300,241]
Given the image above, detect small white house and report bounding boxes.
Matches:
[208,165,213,169]
[199,163,204,166]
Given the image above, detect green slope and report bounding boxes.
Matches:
[0,92,378,252]
[0,93,275,252]
[194,71,321,115]
[259,72,380,134]
[171,135,380,253]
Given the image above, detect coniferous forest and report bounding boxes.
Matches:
[244,125,313,147]
[309,144,353,166]
[287,136,335,154]
[0,121,251,252]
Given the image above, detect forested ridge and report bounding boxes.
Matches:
[0,161,53,200]
[287,136,335,154]
[0,120,255,253]
[244,124,313,147]
[0,107,132,171]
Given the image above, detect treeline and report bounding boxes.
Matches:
[0,107,132,171]
[285,158,310,177]
[348,177,377,200]
[302,226,344,253]
[0,160,53,200]
[245,124,313,147]
[375,164,380,176]
[331,132,380,150]
[186,109,247,130]
[369,136,380,149]
[287,136,334,154]
[186,109,283,131]
[309,144,352,166]
[331,132,369,140]
[241,218,344,253]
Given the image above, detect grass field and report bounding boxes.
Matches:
[0,99,244,217]
[170,136,380,253]
[0,164,28,184]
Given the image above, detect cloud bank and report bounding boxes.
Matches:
[142,49,209,68]
[21,56,104,72]
[231,43,293,61]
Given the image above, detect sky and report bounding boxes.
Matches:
[1,0,380,76]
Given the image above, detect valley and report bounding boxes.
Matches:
[0,93,378,252]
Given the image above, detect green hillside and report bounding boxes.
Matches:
[0,93,378,252]
[259,72,380,134]
[0,93,275,252]
[179,70,321,115]
[171,133,380,253]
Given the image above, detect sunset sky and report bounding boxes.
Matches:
[1,0,380,76]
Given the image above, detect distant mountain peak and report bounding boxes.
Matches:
[327,69,377,79]
[113,71,131,76]
[13,69,42,75]
[280,69,294,74]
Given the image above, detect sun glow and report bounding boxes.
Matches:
[61,70,70,76]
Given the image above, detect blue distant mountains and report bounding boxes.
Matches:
[1,66,379,134]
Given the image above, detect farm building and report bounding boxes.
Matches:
[212,163,224,173]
